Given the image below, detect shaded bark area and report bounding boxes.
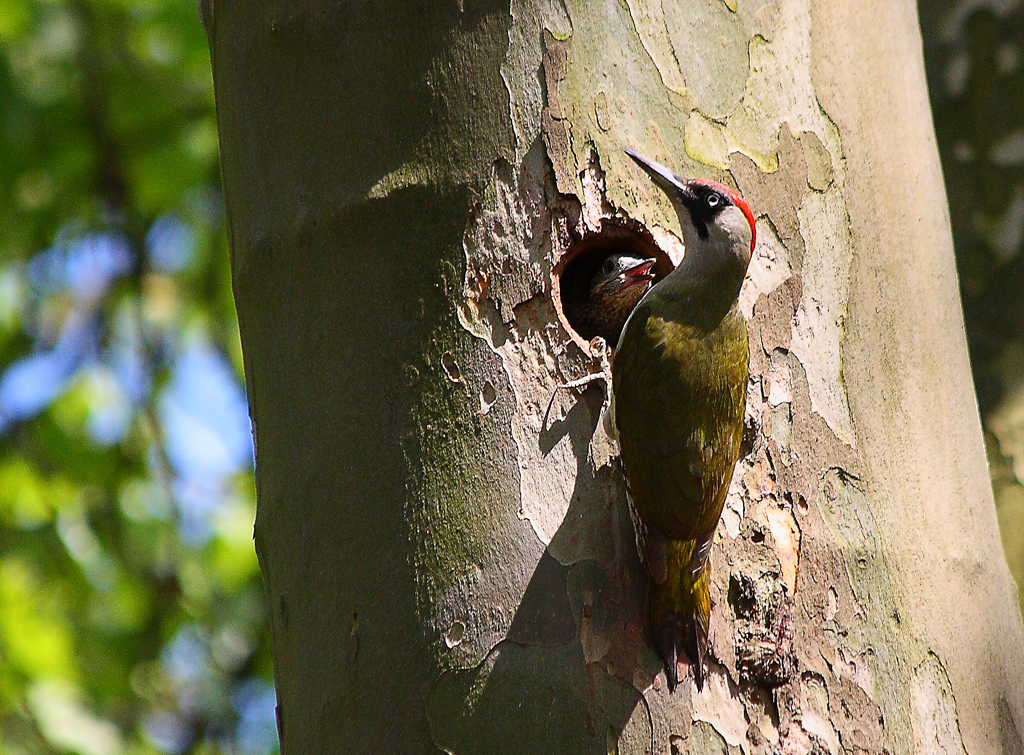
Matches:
[209,0,1024,753]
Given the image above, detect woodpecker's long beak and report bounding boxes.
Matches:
[621,257,657,288]
[625,148,699,207]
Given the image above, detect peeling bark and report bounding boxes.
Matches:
[209,0,1024,753]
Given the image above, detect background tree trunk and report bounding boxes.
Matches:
[918,0,1024,621]
[207,0,1024,752]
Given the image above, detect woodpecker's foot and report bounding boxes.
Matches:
[542,339,614,431]
[542,372,609,431]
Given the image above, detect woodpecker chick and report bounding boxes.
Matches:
[562,252,656,346]
[614,148,755,691]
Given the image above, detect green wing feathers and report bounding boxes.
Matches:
[613,297,748,690]
[613,300,747,539]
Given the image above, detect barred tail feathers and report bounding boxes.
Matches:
[647,537,711,691]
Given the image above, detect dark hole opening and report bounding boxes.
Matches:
[554,220,673,348]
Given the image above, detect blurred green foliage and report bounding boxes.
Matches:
[920,1,1024,615]
[0,1,275,754]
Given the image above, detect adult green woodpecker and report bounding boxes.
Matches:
[614,148,756,691]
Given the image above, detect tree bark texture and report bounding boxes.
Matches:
[207,0,1024,752]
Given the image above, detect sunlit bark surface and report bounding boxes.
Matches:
[208,0,1024,752]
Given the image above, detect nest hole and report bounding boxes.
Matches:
[553,218,674,351]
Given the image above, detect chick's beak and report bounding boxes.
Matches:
[620,258,657,288]
[625,148,699,207]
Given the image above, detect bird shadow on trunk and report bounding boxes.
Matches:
[428,382,669,754]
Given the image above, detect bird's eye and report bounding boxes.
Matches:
[602,258,616,274]
[707,194,720,208]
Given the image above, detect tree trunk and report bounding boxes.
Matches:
[206,0,1024,752]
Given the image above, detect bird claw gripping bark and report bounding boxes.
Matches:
[542,337,613,432]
